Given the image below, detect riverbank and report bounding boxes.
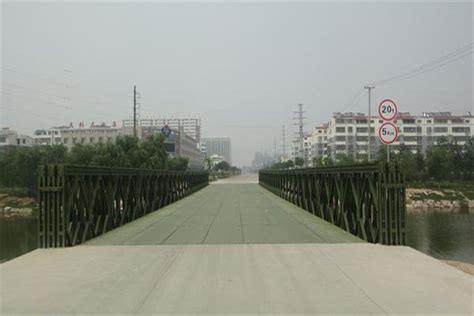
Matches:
[406,181,474,211]
[443,260,474,275]
[0,192,36,217]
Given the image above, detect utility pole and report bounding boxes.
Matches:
[281,125,286,159]
[133,85,137,138]
[293,104,305,166]
[273,138,277,159]
[364,86,375,162]
[133,85,141,138]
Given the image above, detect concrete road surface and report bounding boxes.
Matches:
[1,243,472,315]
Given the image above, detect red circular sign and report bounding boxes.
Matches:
[378,122,398,145]
[378,99,398,121]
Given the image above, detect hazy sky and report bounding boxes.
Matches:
[1,1,472,166]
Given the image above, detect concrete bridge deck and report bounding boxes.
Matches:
[86,175,362,245]
[1,175,472,315]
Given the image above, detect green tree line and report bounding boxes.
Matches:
[269,137,473,182]
[0,135,189,196]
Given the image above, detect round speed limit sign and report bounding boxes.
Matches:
[378,99,398,121]
[378,122,398,145]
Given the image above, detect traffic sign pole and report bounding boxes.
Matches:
[378,99,399,163]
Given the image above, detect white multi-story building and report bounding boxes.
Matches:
[291,111,473,164]
[33,126,69,146]
[200,137,232,165]
[123,117,201,142]
[34,122,134,150]
[0,128,33,150]
[61,124,136,150]
[291,125,328,165]
[327,111,473,160]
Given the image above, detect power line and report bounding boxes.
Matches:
[386,51,472,83]
[281,125,286,158]
[372,43,473,86]
[3,81,131,110]
[0,66,131,103]
[340,88,365,113]
[3,91,123,119]
[338,43,473,115]
[1,102,71,123]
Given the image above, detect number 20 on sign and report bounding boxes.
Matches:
[378,99,398,121]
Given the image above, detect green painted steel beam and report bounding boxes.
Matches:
[258,163,407,245]
[37,164,209,248]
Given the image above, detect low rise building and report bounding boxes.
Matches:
[60,122,136,150]
[33,122,133,149]
[123,117,201,142]
[143,126,204,170]
[0,128,33,151]
[34,126,69,146]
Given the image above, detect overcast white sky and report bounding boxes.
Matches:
[1,1,472,166]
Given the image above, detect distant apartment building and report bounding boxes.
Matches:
[0,128,33,151]
[200,137,232,165]
[327,111,473,160]
[34,122,136,150]
[291,111,473,164]
[123,117,201,142]
[291,125,328,164]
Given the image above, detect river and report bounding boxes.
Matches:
[1,210,472,264]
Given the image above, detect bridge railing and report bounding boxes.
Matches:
[258,163,406,245]
[38,164,208,248]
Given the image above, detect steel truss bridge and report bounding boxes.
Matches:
[1,164,470,314]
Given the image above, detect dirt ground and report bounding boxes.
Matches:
[443,260,474,275]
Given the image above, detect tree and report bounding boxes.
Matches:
[335,153,354,165]
[204,156,212,171]
[0,148,20,193]
[312,156,334,167]
[284,160,295,169]
[426,137,454,180]
[461,138,474,180]
[312,156,323,167]
[167,157,189,171]
[294,157,304,167]
[414,152,425,180]
[214,161,231,171]
[67,144,98,165]
[138,135,168,169]
[394,144,417,181]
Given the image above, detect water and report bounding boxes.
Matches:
[406,210,473,264]
[0,216,37,263]
[0,211,472,264]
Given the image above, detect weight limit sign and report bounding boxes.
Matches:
[378,99,398,121]
[378,122,398,145]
